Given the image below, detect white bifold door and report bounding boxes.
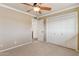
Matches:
[46,12,78,50]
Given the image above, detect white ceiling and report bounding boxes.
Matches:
[2,3,79,17]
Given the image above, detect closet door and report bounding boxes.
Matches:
[47,12,77,49]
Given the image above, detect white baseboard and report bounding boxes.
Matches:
[0,41,32,53]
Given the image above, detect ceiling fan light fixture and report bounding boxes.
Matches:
[33,7,40,12]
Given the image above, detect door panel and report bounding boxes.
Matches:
[37,19,44,41]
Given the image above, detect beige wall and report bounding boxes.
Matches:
[0,6,32,50]
[46,12,78,49]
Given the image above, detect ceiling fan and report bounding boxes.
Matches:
[21,3,51,14]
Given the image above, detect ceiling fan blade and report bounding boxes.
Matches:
[22,3,33,7]
[40,6,51,11]
[26,9,32,12]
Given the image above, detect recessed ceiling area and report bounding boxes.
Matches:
[1,3,79,17]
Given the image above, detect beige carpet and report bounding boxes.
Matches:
[0,41,79,56]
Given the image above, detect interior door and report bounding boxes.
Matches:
[32,18,38,40]
[37,19,45,41]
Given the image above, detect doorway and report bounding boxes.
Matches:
[32,18,46,42]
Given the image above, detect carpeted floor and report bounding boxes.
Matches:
[0,40,79,56]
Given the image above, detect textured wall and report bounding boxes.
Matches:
[47,12,77,49]
[0,6,32,50]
